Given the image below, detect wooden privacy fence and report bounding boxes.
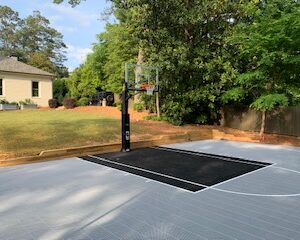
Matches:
[221,106,300,137]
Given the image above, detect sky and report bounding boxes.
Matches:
[0,0,112,71]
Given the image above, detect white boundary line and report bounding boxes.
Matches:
[272,165,300,174]
[87,155,207,187]
[208,187,300,197]
[86,155,300,197]
[86,155,205,193]
[198,164,300,197]
[195,163,277,194]
[152,146,270,167]
[80,157,192,193]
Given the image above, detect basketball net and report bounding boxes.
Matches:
[146,85,155,95]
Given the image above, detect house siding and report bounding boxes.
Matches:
[0,72,52,107]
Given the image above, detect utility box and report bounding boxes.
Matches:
[102,98,107,107]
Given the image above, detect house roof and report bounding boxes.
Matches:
[0,57,53,77]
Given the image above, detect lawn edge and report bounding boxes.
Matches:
[2,127,300,168]
[0,130,212,167]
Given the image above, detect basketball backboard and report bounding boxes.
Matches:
[125,63,159,94]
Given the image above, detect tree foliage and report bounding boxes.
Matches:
[0,6,67,77]
[0,6,23,58]
[53,0,83,7]
[53,78,68,105]
[111,0,244,124]
[223,0,300,111]
[98,23,138,93]
[55,0,300,125]
[64,20,138,98]
[65,57,101,99]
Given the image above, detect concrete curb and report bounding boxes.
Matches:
[0,130,212,167]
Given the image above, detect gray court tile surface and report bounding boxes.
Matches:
[1,140,300,240]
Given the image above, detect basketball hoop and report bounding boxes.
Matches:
[139,83,155,95]
[122,63,159,152]
[146,85,155,95]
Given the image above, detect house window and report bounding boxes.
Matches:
[0,79,3,96]
[32,81,39,97]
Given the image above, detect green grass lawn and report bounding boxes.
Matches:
[0,110,151,158]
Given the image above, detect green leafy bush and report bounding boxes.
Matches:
[161,98,193,125]
[19,99,35,105]
[195,115,208,124]
[141,94,156,113]
[143,115,168,121]
[63,98,76,109]
[221,88,245,104]
[0,99,9,104]
[48,99,58,108]
[115,102,122,111]
[133,102,145,112]
[77,97,90,106]
[53,78,68,105]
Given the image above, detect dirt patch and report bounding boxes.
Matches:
[136,120,213,135]
[71,106,149,121]
[71,106,212,135]
[0,153,15,160]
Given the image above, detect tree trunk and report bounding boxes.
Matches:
[134,48,144,103]
[156,91,160,118]
[260,110,266,139]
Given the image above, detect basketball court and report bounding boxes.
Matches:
[1,140,300,240]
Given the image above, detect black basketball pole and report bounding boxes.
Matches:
[121,82,130,152]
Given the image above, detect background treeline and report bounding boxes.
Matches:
[0,6,68,77]
[2,1,299,126]
[60,0,300,125]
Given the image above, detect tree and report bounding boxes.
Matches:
[53,78,68,104]
[0,7,68,77]
[0,6,23,59]
[54,0,246,125]
[86,42,108,89]
[65,62,101,99]
[65,67,83,99]
[27,52,55,73]
[19,11,67,77]
[64,42,107,99]
[53,0,83,7]
[113,0,245,124]
[56,0,140,98]
[56,0,300,127]
[98,23,138,93]
[222,0,300,136]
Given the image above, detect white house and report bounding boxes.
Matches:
[0,57,53,107]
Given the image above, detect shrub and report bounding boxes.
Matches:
[53,78,68,105]
[143,115,168,121]
[48,99,58,108]
[161,99,192,125]
[19,99,35,105]
[195,115,208,124]
[141,94,156,113]
[116,102,122,111]
[0,99,9,104]
[77,97,90,106]
[63,98,76,109]
[133,102,145,112]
